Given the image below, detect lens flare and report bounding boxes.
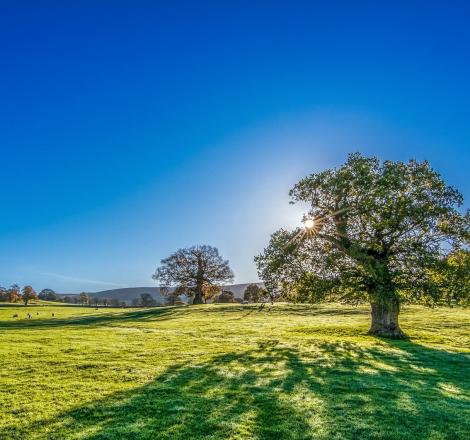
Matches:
[304,219,315,229]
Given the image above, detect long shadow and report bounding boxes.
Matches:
[0,306,184,330]
[302,339,470,439]
[0,303,363,330]
[190,303,369,319]
[3,339,469,439]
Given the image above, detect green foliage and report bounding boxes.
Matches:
[243,283,267,303]
[0,286,7,302]
[21,285,37,306]
[0,303,469,439]
[216,290,235,303]
[164,292,183,306]
[38,288,58,301]
[78,292,90,305]
[429,249,470,306]
[139,293,158,307]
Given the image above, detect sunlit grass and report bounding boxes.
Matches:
[0,302,469,439]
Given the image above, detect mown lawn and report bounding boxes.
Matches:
[0,302,469,439]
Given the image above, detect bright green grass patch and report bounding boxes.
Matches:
[0,303,469,439]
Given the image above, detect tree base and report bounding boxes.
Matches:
[368,327,406,339]
[192,295,204,305]
[369,300,406,339]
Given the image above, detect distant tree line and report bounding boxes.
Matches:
[0,284,40,306]
[64,293,126,307]
[1,280,274,310]
[0,286,129,307]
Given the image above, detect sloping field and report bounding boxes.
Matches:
[0,303,469,439]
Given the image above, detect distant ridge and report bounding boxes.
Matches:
[62,283,263,304]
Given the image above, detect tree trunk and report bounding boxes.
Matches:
[192,258,205,305]
[192,292,204,305]
[368,297,405,338]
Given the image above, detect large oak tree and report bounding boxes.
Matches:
[255,154,469,337]
[153,245,234,304]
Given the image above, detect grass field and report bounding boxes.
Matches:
[0,302,469,440]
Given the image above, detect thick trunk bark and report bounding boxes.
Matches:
[368,297,405,338]
[192,292,204,305]
[192,257,205,305]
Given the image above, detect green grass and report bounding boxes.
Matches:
[0,303,469,440]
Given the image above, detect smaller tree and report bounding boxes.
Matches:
[22,285,37,306]
[8,284,21,303]
[139,293,157,307]
[0,286,7,302]
[243,284,267,303]
[78,292,90,305]
[110,298,120,307]
[164,293,183,306]
[216,290,235,303]
[432,249,470,306]
[38,288,58,301]
[160,287,185,306]
[202,282,221,303]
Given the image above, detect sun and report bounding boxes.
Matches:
[304,219,315,229]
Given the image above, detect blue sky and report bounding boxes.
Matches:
[1,1,469,292]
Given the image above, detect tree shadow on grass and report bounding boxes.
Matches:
[0,307,184,330]
[4,339,469,440]
[201,304,369,322]
[0,304,369,331]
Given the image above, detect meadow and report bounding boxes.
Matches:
[0,302,469,440]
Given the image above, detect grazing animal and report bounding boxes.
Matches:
[27,313,32,319]
[52,313,55,317]
[13,314,18,318]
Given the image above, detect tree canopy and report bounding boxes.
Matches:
[139,293,158,307]
[256,153,470,337]
[431,249,470,307]
[216,290,235,303]
[78,292,90,305]
[243,284,267,303]
[153,245,234,304]
[0,286,7,302]
[21,285,37,306]
[8,284,21,303]
[38,288,58,301]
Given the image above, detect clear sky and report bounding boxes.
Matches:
[1,1,469,293]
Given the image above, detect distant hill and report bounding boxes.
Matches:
[63,283,264,305]
[89,287,170,304]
